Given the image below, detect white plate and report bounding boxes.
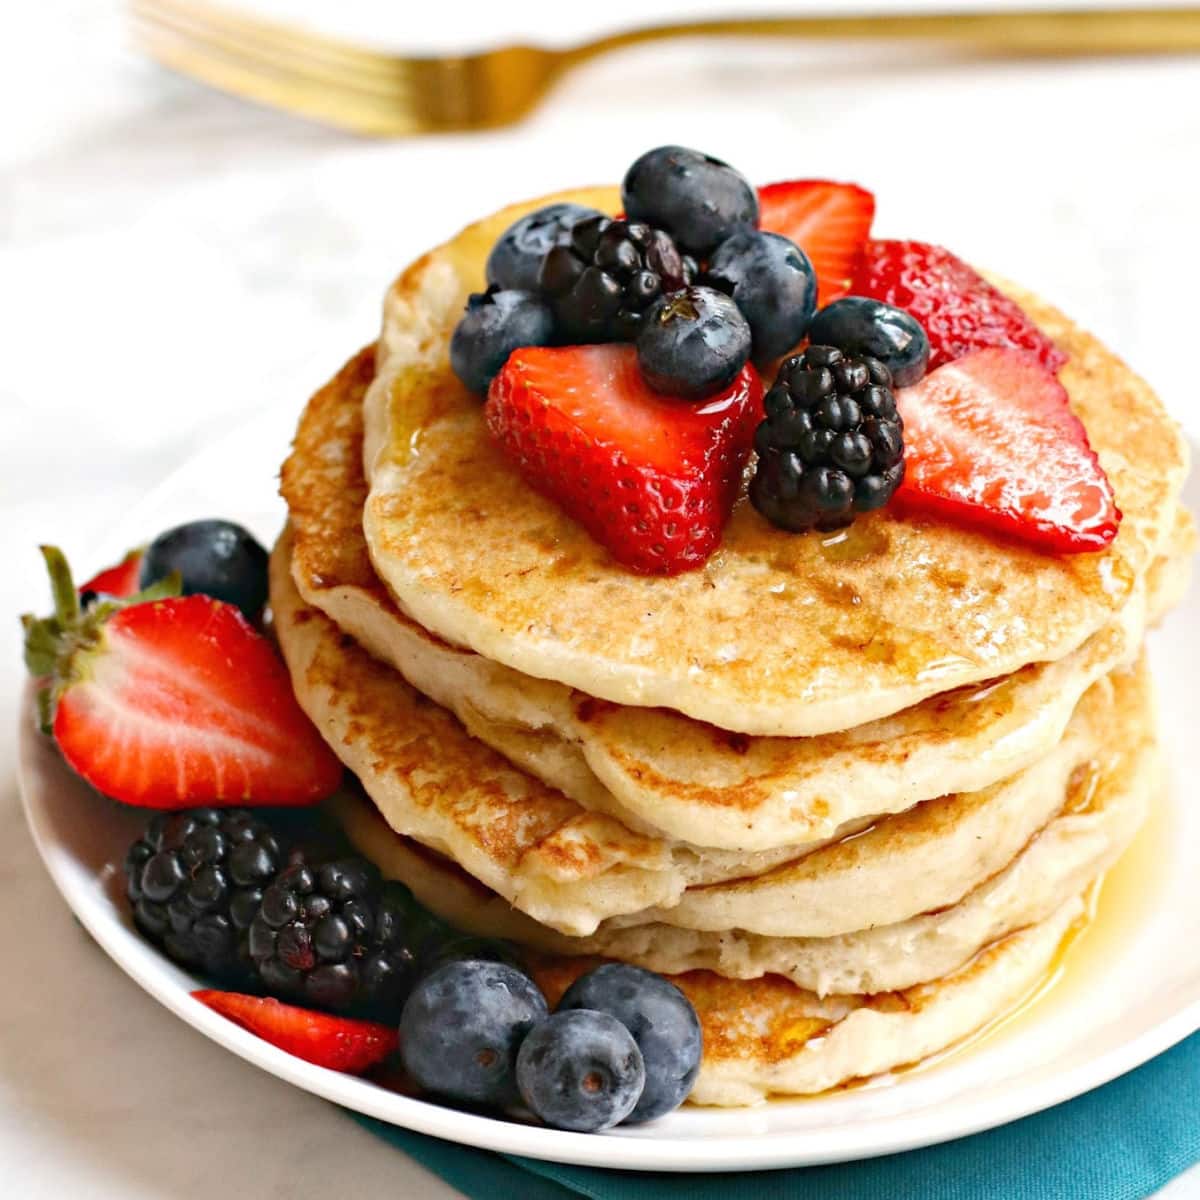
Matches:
[15,406,1200,1173]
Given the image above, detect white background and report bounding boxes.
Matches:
[2,2,1199,1195]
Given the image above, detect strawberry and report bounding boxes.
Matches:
[851,240,1068,373]
[79,549,143,599]
[193,991,398,1074]
[486,345,762,574]
[757,180,875,306]
[894,349,1120,553]
[21,547,342,808]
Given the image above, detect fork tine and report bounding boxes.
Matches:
[131,2,421,104]
[131,0,419,82]
[132,0,557,133]
[131,21,430,134]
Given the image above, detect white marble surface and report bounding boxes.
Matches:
[3,2,1200,1195]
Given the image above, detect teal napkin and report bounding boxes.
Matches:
[353,1032,1200,1199]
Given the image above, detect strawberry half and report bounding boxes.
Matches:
[486,345,762,574]
[757,180,875,307]
[193,991,398,1074]
[22,547,342,808]
[851,239,1068,373]
[79,549,143,599]
[895,349,1120,553]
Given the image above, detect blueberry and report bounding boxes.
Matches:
[636,286,752,400]
[516,1010,645,1132]
[559,963,701,1123]
[449,287,555,394]
[706,230,817,362]
[807,297,930,387]
[486,203,605,292]
[140,519,267,619]
[400,960,547,1107]
[622,146,758,259]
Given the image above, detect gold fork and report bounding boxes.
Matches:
[130,0,1200,136]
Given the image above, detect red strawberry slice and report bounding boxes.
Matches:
[851,239,1067,373]
[757,180,875,306]
[486,345,762,574]
[193,991,398,1074]
[894,348,1120,553]
[22,548,342,808]
[79,550,143,599]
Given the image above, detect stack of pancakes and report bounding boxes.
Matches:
[271,189,1194,1106]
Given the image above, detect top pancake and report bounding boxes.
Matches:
[362,188,1188,736]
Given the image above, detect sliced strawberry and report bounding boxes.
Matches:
[22,548,342,808]
[193,991,398,1074]
[757,180,875,306]
[79,549,143,599]
[851,240,1068,373]
[895,349,1120,553]
[486,345,762,574]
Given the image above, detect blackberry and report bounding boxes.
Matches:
[538,215,695,343]
[249,858,439,1018]
[125,808,290,980]
[750,345,905,533]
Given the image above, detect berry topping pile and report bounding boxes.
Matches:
[750,346,905,533]
[446,146,1116,561]
[851,240,1069,374]
[450,146,905,571]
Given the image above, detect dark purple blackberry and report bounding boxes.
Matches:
[125,808,290,980]
[750,345,905,533]
[538,215,696,343]
[248,858,441,1018]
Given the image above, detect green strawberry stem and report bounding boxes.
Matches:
[40,544,80,629]
[20,545,183,734]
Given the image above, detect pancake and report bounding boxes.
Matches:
[618,662,1145,938]
[274,526,1141,944]
[271,533,812,936]
[528,901,1081,1105]
[360,188,1187,737]
[337,689,1157,994]
[282,349,1193,850]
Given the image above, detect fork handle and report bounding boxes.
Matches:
[576,7,1200,60]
